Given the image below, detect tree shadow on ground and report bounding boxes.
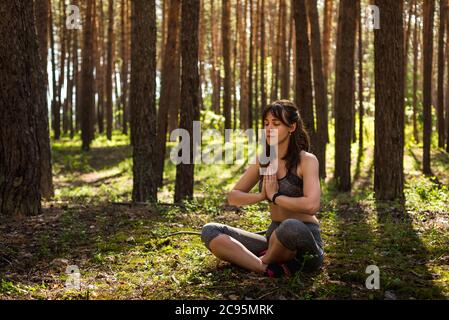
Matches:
[0,204,163,290]
[189,260,320,300]
[52,145,132,174]
[374,199,445,299]
[316,188,382,299]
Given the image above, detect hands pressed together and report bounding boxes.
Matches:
[259,165,279,203]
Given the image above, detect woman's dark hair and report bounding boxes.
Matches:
[260,100,310,173]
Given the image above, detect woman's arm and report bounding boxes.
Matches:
[227,161,267,207]
[266,153,321,216]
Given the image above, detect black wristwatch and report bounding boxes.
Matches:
[271,192,281,205]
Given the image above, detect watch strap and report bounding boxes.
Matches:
[272,192,281,204]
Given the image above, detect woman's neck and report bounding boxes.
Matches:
[276,139,289,159]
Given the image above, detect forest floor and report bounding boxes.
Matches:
[0,118,448,300]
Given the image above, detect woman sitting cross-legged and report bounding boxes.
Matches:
[201,100,324,278]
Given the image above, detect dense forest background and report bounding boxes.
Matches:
[0,0,448,300]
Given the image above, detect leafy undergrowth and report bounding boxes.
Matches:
[0,124,448,300]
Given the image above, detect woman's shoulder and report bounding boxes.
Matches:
[300,150,318,163]
[297,151,319,177]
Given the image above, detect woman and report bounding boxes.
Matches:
[201,100,324,277]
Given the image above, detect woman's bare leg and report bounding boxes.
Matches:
[260,230,296,265]
[208,234,267,273]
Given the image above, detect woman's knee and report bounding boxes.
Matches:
[201,222,225,250]
[275,219,308,250]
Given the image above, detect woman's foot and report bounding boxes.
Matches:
[258,249,268,257]
[263,258,303,278]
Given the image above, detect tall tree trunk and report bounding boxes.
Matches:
[404,0,414,98]
[64,25,72,135]
[260,0,267,112]
[156,0,181,188]
[106,0,114,140]
[280,0,289,99]
[130,0,158,202]
[0,1,43,216]
[254,0,260,138]
[166,0,181,134]
[34,0,54,199]
[198,0,206,111]
[422,0,435,174]
[412,1,420,143]
[437,0,446,148]
[248,0,255,129]
[90,0,98,139]
[307,0,328,178]
[49,2,59,140]
[293,0,315,139]
[446,14,449,152]
[174,0,200,202]
[322,0,334,84]
[374,0,405,201]
[96,0,105,135]
[74,0,81,134]
[210,0,221,115]
[270,1,281,102]
[358,0,364,152]
[232,0,238,130]
[222,0,232,130]
[333,0,357,192]
[69,23,76,140]
[81,0,96,151]
[57,0,67,137]
[239,0,249,129]
[121,0,129,135]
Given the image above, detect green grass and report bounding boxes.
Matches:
[0,119,448,300]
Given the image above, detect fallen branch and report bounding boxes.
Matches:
[111,201,179,207]
[158,229,267,238]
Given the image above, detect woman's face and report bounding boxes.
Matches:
[263,112,294,146]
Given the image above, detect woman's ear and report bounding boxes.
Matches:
[290,122,297,133]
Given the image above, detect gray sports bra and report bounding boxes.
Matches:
[258,164,304,197]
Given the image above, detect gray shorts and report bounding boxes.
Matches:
[201,219,324,272]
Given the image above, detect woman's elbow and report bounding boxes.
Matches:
[307,200,320,215]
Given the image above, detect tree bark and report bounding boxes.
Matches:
[130,0,158,202]
[358,0,364,152]
[34,0,54,199]
[293,0,315,139]
[81,0,96,151]
[57,0,67,138]
[222,0,232,130]
[422,0,435,174]
[239,0,249,129]
[210,0,221,115]
[374,0,405,201]
[156,0,181,188]
[322,0,333,84]
[174,0,200,202]
[49,2,59,140]
[306,0,328,178]
[446,12,449,152]
[106,0,114,140]
[404,0,414,98]
[333,0,357,192]
[260,0,267,112]
[248,0,255,129]
[0,1,43,216]
[280,0,289,99]
[437,0,446,148]
[412,0,420,143]
[121,0,129,135]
